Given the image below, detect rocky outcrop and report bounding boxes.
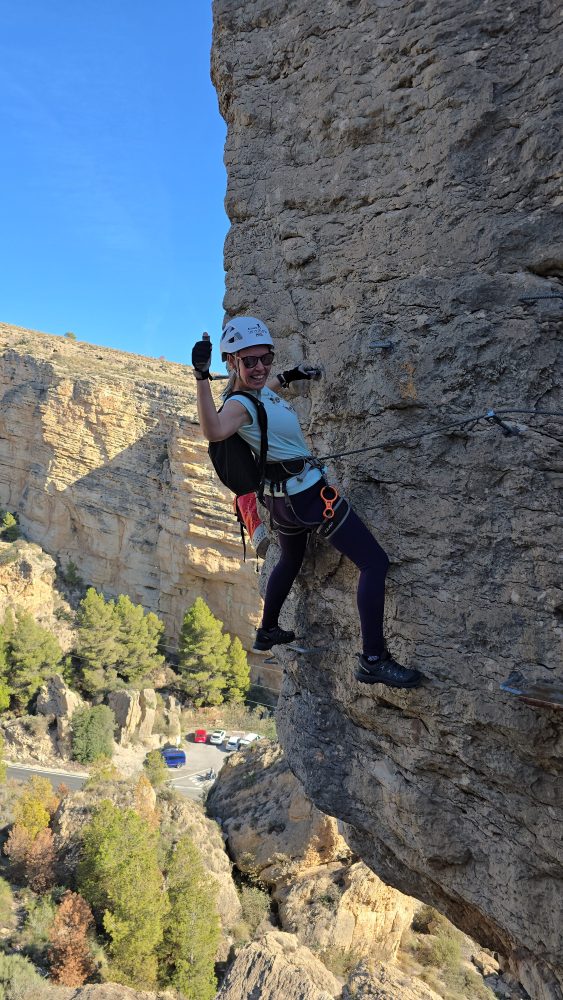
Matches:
[36,675,84,721]
[0,539,75,650]
[342,964,442,1000]
[207,742,352,881]
[213,2,562,997]
[207,743,415,961]
[0,325,263,660]
[36,674,86,756]
[106,688,163,745]
[1,715,58,764]
[276,861,415,963]
[216,931,341,1000]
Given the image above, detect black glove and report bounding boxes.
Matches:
[192,337,212,380]
[277,364,322,387]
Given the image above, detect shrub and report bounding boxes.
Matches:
[64,331,77,341]
[23,715,49,737]
[0,952,47,999]
[49,891,95,986]
[22,828,57,892]
[238,884,270,936]
[318,946,363,979]
[0,548,19,567]
[143,750,169,788]
[4,825,56,892]
[18,892,56,962]
[12,776,58,836]
[83,756,121,788]
[0,512,19,542]
[70,705,115,764]
[413,904,452,935]
[0,877,15,930]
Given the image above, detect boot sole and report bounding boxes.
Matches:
[355,670,423,689]
[253,635,295,652]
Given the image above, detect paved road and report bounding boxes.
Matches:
[6,739,238,802]
[7,763,87,793]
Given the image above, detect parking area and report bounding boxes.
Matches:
[164,732,246,800]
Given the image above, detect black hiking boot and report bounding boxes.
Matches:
[253,626,296,652]
[356,652,423,689]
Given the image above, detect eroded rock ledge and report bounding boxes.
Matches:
[213,1,562,997]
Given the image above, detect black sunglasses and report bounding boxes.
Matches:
[239,351,275,369]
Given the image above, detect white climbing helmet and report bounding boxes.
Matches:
[220,316,274,360]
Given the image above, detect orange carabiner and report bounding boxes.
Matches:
[320,484,339,520]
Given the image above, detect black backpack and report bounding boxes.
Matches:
[208,391,268,499]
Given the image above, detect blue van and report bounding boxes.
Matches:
[159,747,186,769]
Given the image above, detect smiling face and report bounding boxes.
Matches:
[229,344,275,391]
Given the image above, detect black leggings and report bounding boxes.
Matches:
[262,480,390,655]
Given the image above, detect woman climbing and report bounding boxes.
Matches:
[192,317,422,689]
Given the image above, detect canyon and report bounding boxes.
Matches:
[0,324,274,682]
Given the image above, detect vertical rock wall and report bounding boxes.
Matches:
[212,1,562,997]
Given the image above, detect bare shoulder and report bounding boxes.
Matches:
[222,397,252,426]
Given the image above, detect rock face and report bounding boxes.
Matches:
[0,539,75,650]
[216,931,341,1000]
[107,688,162,745]
[208,743,415,961]
[0,325,262,657]
[36,674,86,756]
[213,2,562,998]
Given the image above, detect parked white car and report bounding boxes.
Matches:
[209,729,226,745]
[238,732,261,749]
[225,735,240,752]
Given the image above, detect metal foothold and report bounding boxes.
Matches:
[369,340,395,349]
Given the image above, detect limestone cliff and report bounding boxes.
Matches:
[0,324,266,665]
[213,2,562,998]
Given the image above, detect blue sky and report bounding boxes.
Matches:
[0,2,228,364]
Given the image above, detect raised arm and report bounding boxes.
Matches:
[192,334,250,442]
[196,380,249,442]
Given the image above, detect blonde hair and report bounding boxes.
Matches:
[222,370,237,398]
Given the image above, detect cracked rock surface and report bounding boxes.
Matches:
[213,1,562,997]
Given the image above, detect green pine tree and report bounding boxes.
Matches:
[7,613,62,709]
[223,635,251,703]
[75,588,120,694]
[113,595,164,685]
[1,512,19,542]
[77,800,168,989]
[70,705,116,764]
[178,598,230,706]
[158,835,220,1000]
